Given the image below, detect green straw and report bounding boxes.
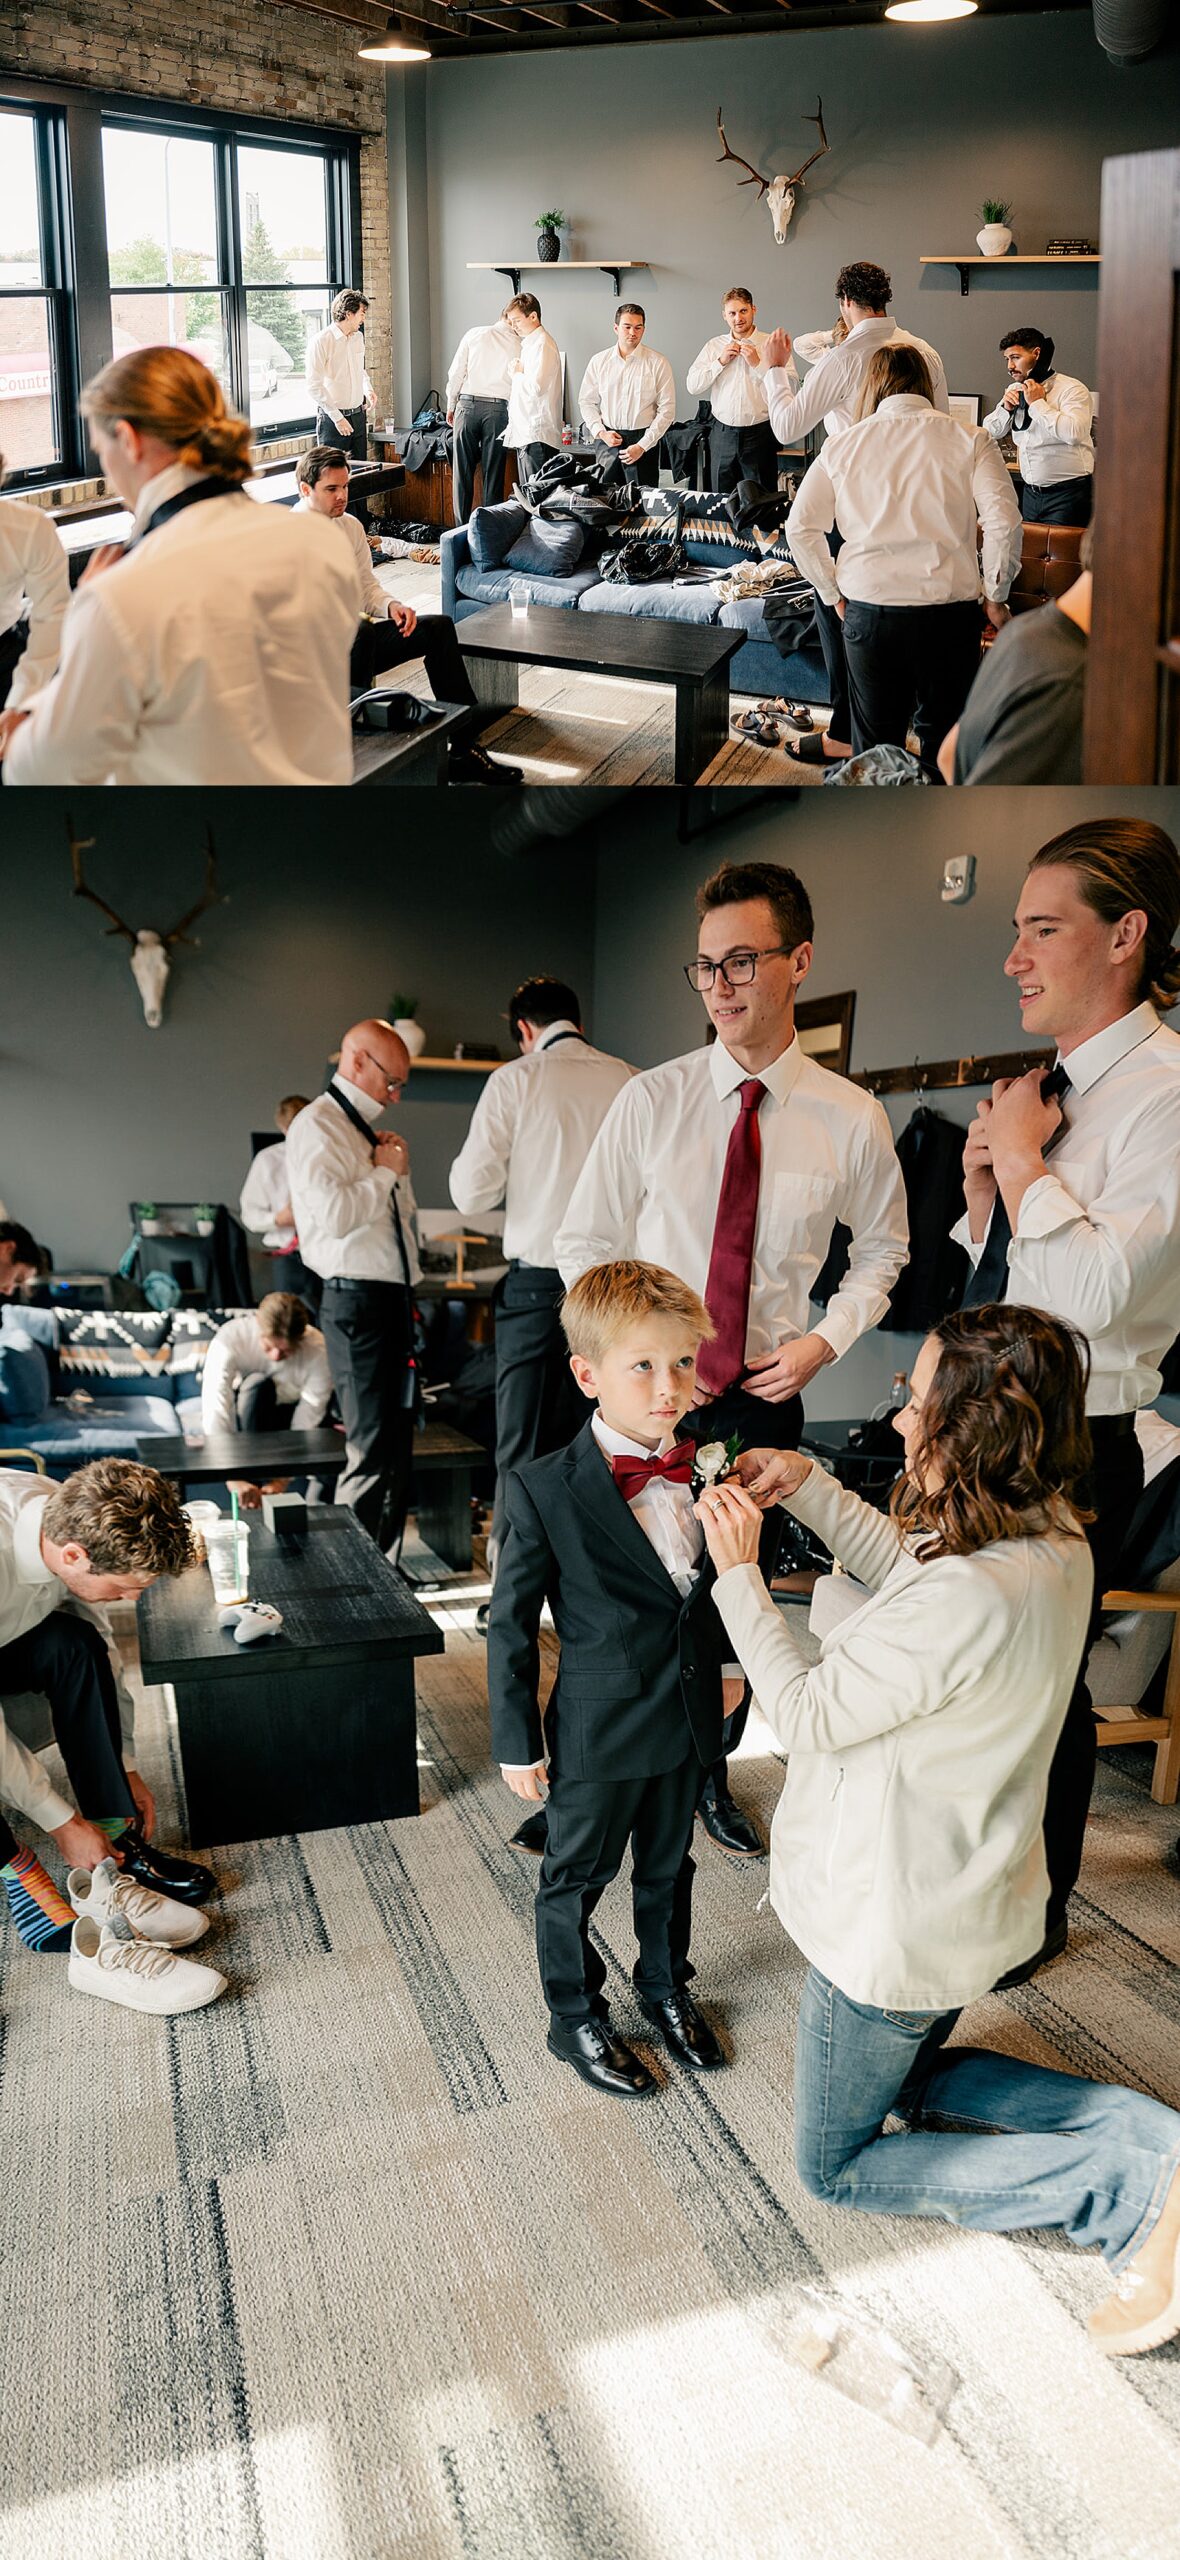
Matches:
[230,1488,240,1528]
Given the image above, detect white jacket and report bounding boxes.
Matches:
[712,1464,1093,2009]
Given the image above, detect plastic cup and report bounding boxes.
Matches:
[509,581,529,622]
[205,1517,250,1606]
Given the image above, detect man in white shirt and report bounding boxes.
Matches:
[306,290,376,461]
[446,314,519,521]
[240,1096,319,1302]
[762,263,948,770]
[450,976,634,1577]
[295,446,521,786]
[556,858,908,1855]
[285,1022,421,1555]
[200,1293,332,1510]
[0,480,70,710]
[955,816,1180,1973]
[983,327,1094,527]
[0,1222,41,1299]
[785,342,1020,775]
[686,287,783,496]
[579,305,675,490]
[503,295,565,481]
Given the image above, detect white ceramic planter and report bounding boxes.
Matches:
[976,224,1013,258]
[395,1017,426,1059]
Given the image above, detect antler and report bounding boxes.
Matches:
[162,827,225,948]
[67,818,137,944]
[716,109,770,198]
[787,96,830,189]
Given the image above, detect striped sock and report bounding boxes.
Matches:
[96,1816,132,1845]
[1,1849,74,1952]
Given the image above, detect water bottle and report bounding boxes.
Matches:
[871,1372,910,1422]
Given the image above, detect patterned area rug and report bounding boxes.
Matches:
[1,1585,1178,2560]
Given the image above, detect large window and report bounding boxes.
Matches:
[0,104,69,479]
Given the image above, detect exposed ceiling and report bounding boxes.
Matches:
[272,0,1093,64]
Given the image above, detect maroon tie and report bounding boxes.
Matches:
[610,1443,695,1505]
[696,1078,764,1398]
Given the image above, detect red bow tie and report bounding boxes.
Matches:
[610,1443,695,1505]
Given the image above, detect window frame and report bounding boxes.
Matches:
[0,98,81,489]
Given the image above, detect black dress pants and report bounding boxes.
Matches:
[1019,476,1093,528]
[0,1615,134,1822]
[517,442,560,486]
[680,1385,804,1784]
[842,597,983,776]
[452,396,509,522]
[235,1372,290,1433]
[349,614,478,720]
[268,1249,321,1313]
[316,404,367,461]
[0,619,29,711]
[710,421,779,497]
[594,432,660,488]
[490,1263,584,1564]
[1043,1415,1146,1932]
[319,1276,415,1549]
[536,1756,702,2024]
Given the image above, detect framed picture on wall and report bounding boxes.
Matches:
[948,393,983,428]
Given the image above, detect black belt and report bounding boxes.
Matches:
[322,1273,408,1291]
[1088,1413,1138,1441]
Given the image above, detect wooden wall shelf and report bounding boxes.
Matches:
[921,254,1101,299]
[411,1055,501,1074]
[467,259,648,297]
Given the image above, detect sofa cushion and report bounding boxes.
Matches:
[56,1309,173,1399]
[455,564,598,609]
[468,502,530,572]
[19,1393,180,1468]
[504,515,584,577]
[579,580,723,625]
[168,1307,230,1383]
[0,1304,59,1352]
[0,1330,51,1424]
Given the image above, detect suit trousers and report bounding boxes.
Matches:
[595,432,660,488]
[452,396,509,522]
[681,1384,804,1786]
[489,1263,584,1568]
[842,597,983,776]
[268,1248,321,1313]
[349,613,478,721]
[316,404,367,461]
[1019,475,1093,528]
[319,1276,415,1549]
[536,1755,702,2023]
[1043,1416,1146,1931]
[709,420,779,497]
[517,442,560,485]
[0,618,28,712]
[0,1615,134,1822]
[812,532,850,745]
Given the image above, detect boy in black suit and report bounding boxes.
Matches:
[488,1260,739,2099]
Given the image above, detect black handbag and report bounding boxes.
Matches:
[599,532,687,584]
[350,689,447,734]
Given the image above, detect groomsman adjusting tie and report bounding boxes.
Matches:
[686,287,786,497]
[556,858,908,1857]
[579,306,675,490]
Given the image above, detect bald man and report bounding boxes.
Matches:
[284,1023,421,1554]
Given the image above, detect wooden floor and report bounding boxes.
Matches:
[377,555,829,788]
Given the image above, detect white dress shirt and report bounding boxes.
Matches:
[765,315,949,448]
[578,346,676,453]
[284,1079,420,1287]
[240,1140,293,1250]
[306,321,374,425]
[983,372,1095,487]
[685,330,785,428]
[786,396,1022,608]
[446,324,518,407]
[950,1001,1180,1414]
[294,497,381,620]
[4,464,360,788]
[449,1022,634,1267]
[200,1313,331,1436]
[713,1463,1093,2008]
[504,328,564,451]
[555,1036,908,1368]
[0,495,70,709]
[0,1471,139,1827]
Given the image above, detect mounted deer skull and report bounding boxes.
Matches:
[716,99,831,245]
[68,821,225,1027]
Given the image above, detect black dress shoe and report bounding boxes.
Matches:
[121,1831,217,1905]
[510,1807,549,1855]
[697,1788,765,1859]
[637,1989,725,2071]
[447,741,524,786]
[994,1918,1068,1990]
[546,2018,655,2097]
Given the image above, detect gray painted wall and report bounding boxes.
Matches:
[406,13,1176,427]
[0,801,597,1273]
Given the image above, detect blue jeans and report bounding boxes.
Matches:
[795,1966,1180,2268]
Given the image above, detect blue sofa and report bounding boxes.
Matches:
[0,1305,235,1477]
[442,498,828,708]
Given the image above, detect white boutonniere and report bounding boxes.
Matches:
[692,1432,742,1493]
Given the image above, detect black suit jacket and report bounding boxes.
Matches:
[488,1420,729,1782]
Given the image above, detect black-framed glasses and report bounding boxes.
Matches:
[362,1049,406,1095]
[684,946,791,992]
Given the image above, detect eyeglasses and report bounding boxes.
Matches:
[683,946,792,992]
[361,1049,406,1096]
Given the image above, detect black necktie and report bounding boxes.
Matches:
[325,1080,412,1293]
[962,1063,1071,1309]
[132,477,245,545]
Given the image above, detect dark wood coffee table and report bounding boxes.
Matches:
[457,604,744,785]
[139,1427,347,1498]
[137,1506,443,1843]
[352,700,470,785]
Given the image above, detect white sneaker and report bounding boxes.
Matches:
[68,1916,227,2014]
[67,1858,210,1949]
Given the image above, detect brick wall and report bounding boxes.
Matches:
[1,0,392,400]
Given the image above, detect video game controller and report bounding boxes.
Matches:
[218,1601,284,1645]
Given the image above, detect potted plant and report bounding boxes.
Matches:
[194,1203,216,1236]
[390,993,426,1061]
[536,210,565,264]
[137,1200,164,1236]
[976,199,1014,258]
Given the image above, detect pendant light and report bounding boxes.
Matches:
[358,15,433,60]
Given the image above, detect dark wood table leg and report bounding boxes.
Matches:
[674,667,730,785]
[462,653,520,714]
[172,1654,421,1843]
[415,1464,474,1571]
